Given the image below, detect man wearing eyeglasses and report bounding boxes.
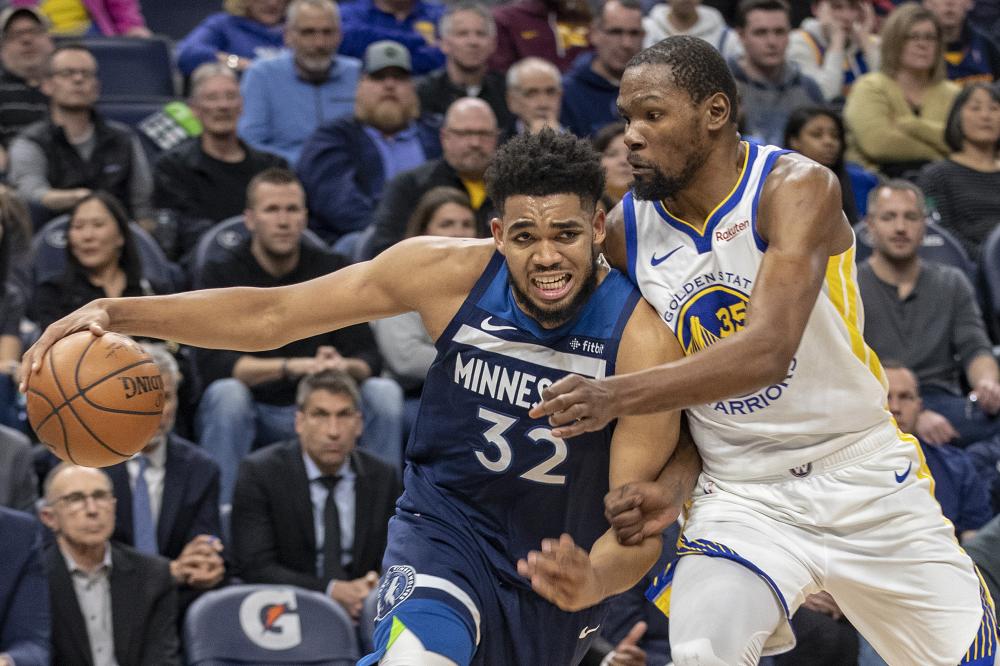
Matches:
[39,464,181,666]
[229,370,400,621]
[561,0,644,137]
[7,42,154,226]
[364,96,499,258]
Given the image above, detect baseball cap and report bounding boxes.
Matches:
[0,6,49,36]
[363,40,412,75]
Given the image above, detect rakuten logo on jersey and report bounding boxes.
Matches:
[715,220,749,243]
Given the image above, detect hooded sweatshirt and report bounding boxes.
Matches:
[643,3,743,61]
[560,52,621,137]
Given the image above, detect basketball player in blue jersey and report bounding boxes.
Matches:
[21,130,691,665]
[530,36,998,666]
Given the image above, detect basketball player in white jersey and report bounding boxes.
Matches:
[527,36,997,665]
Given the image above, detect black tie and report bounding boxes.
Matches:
[319,475,346,581]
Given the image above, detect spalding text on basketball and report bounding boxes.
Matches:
[118,375,163,399]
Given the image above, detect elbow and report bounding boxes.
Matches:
[753,342,796,388]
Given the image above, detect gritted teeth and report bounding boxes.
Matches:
[532,274,571,290]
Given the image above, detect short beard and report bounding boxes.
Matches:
[358,98,415,134]
[509,248,599,328]
[631,153,706,201]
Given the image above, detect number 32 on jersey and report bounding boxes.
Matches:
[475,407,568,485]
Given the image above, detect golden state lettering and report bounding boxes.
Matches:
[453,352,552,408]
[119,374,163,399]
[664,272,752,325]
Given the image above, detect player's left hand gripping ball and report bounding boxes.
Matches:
[517,533,604,612]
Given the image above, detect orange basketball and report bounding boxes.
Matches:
[26,331,164,467]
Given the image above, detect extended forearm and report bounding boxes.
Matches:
[967,353,1000,388]
[102,287,292,351]
[590,529,662,599]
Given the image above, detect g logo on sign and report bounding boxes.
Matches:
[238,588,302,650]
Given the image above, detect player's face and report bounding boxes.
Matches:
[296,389,362,475]
[68,198,125,273]
[425,202,477,238]
[886,367,922,434]
[788,113,841,168]
[865,188,925,262]
[617,64,711,201]
[192,74,242,137]
[492,193,605,329]
[959,87,1000,148]
[245,181,308,258]
[42,467,116,549]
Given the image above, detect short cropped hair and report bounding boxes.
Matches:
[246,167,302,209]
[866,179,927,217]
[45,42,94,77]
[287,0,339,25]
[735,0,790,28]
[626,36,740,126]
[440,1,495,39]
[189,62,239,100]
[43,463,112,503]
[485,128,605,214]
[295,370,362,411]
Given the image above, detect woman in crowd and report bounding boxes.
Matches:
[370,187,478,431]
[591,121,632,212]
[29,192,159,331]
[844,3,959,178]
[783,106,878,224]
[13,0,151,36]
[917,83,1000,260]
[176,0,287,77]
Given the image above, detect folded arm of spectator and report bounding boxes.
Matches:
[844,76,946,163]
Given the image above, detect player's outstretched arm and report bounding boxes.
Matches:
[519,299,683,610]
[20,237,491,390]
[530,157,852,438]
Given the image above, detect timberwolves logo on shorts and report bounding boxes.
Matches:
[376,565,417,621]
[675,286,750,356]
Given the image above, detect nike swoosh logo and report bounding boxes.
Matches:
[481,316,517,332]
[579,625,600,639]
[895,462,912,483]
[650,245,683,267]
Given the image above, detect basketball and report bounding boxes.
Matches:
[26,331,164,467]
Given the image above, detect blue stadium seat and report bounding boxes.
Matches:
[980,225,1000,340]
[96,98,177,164]
[77,36,176,99]
[142,0,219,42]
[183,585,359,665]
[190,216,330,289]
[31,215,181,295]
[853,220,976,281]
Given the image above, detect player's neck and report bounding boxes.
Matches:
[662,138,745,224]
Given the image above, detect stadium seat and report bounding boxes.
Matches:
[183,585,359,665]
[142,0,219,42]
[77,36,176,99]
[980,225,1000,340]
[853,220,976,281]
[96,98,178,163]
[190,216,330,289]
[31,215,181,295]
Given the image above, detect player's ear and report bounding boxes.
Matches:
[705,92,731,131]
[591,206,606,246]
[490,217,505,250]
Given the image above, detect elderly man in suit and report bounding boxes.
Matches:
[0,507,49,666]
[0,424,36,511]
[231,370,400,620]
[39,464,180,666]
[105,343,225,617]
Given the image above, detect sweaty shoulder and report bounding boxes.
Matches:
[375,236,497,333]
[758,152,852,254]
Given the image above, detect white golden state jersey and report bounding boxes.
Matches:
[621,142,892,480]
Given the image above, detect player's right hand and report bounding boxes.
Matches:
[19,301,111,392]
[604,482,681,546]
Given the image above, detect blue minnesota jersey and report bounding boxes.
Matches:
[398,251,641,589]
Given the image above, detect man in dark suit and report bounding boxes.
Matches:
[231,370,401,620]
[0,507,49,666]
[106,343,225,613]
[363,97,499,258]
[39,464,180,666]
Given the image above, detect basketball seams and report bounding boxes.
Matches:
[76,358,163,417]
[27,387,75,464]
[43,343,79,464]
